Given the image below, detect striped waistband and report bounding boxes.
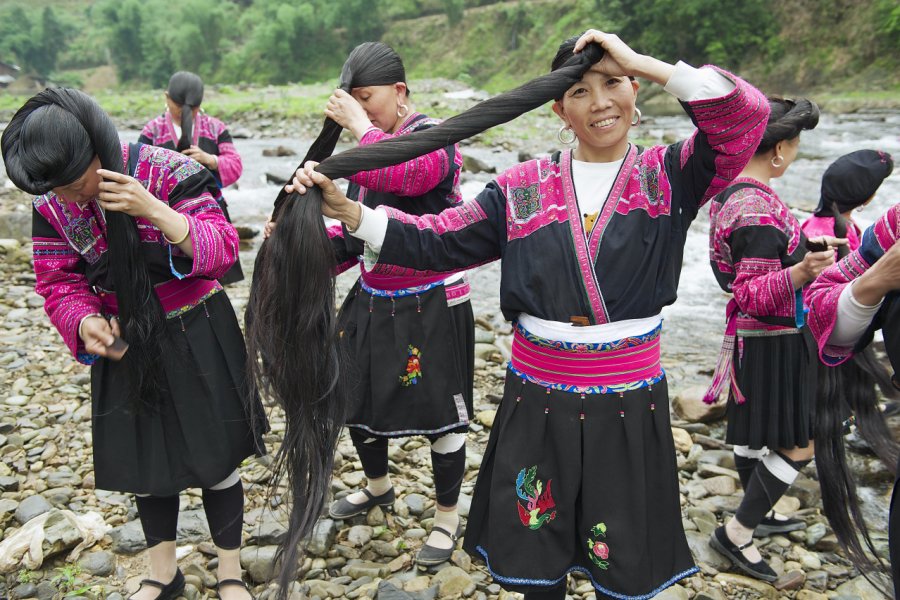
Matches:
[509,323,664,393]
[99,277,222,320]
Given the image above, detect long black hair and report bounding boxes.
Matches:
[167,71,204,151]
[247,37,605,596]
[1,88,168,411]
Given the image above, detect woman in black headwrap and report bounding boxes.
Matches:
[256,41,473,568]
[2,88,266,600]
[139,71,245,284]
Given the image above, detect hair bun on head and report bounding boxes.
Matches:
[756,96,820,154]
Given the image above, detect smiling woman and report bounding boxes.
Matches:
[285,28,769,600]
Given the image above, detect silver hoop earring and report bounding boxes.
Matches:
[771,155,784,168]
[397,104,409,118]
[631,107,642,127]
[557,125,576,145]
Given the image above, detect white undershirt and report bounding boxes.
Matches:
[353,61,735,343]
[827,281,882,347]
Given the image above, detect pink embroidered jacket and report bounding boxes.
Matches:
[358,67,767,324]
[32,144,239,364]
[330,112,468,302]
[139,112,243,188]
[800,215,862,252]
[805,203,900,365]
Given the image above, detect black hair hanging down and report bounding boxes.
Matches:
[754,97,819,155]
[1,88,168,410]
[167,71,204,151]
[246,37,604,596]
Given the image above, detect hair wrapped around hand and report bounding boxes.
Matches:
[247,39,604,597]
[1,87,168,411]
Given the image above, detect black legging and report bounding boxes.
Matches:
[135,479,244,550]
[348,428,466,507]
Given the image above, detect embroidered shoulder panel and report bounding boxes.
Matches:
[615,145,673,218]
[497,157,568,240]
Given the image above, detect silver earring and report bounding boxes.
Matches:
[771,155,784,168]
[557,125,576,145]
[631,107,642,127]
[397,104,409,118]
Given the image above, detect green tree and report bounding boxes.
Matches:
[98,0,146,82]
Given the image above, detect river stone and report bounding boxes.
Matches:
[240,545,280,583]
[789,478,821,508]
[0,475,18,492]
[673,385,726,423]
[11,582,37,599]
[671,428,693,453]
[43,510,84,558]
[307,518,337,556]
[348,524,374,547]
[835,575,883,598]
[796,590,829,600]
[109,519,147,554]
[431,566,473,596]
[47,470,81,488]
[15,494,52,524]
[474,343,499,360]
[475,410,496,428]
[77,550,116,576]
[715,573,779,598]
[701,475,736,496]
[404,493,428,516]
[306,579,346,598]
[654,584,689,600]
[346,560,390,579]
[463,155,496,174]
[370,539,400,558]
[177,509,210,542]
[249,513,288,545]
[685,530,731,570]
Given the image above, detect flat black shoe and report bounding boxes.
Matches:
[416,522,464,566]
[216,578,255,599]
[709,526,777,582]
[754,514,805,537]
[328,487,395,519]
[129,568,185,600]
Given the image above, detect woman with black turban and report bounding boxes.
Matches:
[2,88,266,600]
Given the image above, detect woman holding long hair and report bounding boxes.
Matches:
[258,42,473,567]
[704,97,842,581]
[276,29,768,600]
[806,203,900,595]
[140,71,245,284]
[2,89,266,600]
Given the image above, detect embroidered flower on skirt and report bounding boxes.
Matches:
[586,522,611,569]
[515,465,557,530]
[399,345,422,386]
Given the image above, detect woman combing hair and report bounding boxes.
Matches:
[1,88,266,600]
[139,71,246,284]
[284,28,768,599]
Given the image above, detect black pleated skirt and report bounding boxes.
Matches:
[340,281,474,438]
[726,328,817,450]
[91,290,267,496]
[462,371,697,598]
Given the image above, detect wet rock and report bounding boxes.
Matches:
[15,494,52,524]
[240,545,280,583]
[77,550,116,576]
[673,386,726,423]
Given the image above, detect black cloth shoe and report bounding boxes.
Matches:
[709,526,778,582]
[754,513,806,537]
[328,487,395,520]
[129,568,185,600]
[216,578,255,599]
[416,521,464,566]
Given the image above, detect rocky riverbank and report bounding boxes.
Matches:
[0,233,895,600]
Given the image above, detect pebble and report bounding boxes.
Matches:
[14,494,52,524]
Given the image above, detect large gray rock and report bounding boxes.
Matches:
[176,509,211,542]
[14,494,52,524]
[431,566,474,597]
[307,518,336,557]
[77,550,116,576]
[109,520,147,555]
[248,512,288,546]
[240,545,280,583]
[42,510,84,560]
[685,530,731,571]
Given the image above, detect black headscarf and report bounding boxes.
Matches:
[167,71,204,151]
[814,150,894,216]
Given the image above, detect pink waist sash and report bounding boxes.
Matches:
[99,278,222,319]
[509,323,663,392]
